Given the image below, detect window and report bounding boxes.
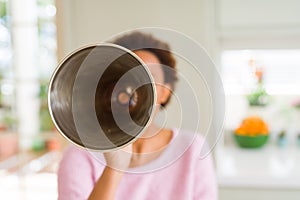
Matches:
[0,0,15,131]
[221,49,300,95]
[0,0,57,133]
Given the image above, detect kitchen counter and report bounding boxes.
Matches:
[216,144,300,189]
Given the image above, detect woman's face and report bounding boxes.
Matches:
[134,50,171,107]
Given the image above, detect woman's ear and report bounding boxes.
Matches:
[159,83,172,105]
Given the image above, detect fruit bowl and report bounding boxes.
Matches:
[234,134,269,148]
[234,116,269,148]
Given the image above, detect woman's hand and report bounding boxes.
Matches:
[103,143,133,171]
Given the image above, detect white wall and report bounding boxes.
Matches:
[216,0,300,49]
[57,0,215,57]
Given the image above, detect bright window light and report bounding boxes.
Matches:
[221,50,300,95]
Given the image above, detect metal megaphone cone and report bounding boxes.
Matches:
[48,44,156,151]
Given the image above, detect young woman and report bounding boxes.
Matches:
[58,32,217,200]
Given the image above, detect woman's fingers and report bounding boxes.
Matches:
[103,144,133,170]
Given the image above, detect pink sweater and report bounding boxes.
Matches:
[58,129,218,200]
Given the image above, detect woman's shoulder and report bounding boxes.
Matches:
[57,146,105,199]
[62,145,90,158]
[59,145,98,168]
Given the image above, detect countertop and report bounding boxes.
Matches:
[216,140,300,189]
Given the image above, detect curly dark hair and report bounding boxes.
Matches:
[111,31,178,107]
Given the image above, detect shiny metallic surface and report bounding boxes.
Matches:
[48,44,156,151]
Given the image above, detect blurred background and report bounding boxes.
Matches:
[0,0,300,199]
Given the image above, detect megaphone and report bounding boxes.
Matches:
[48,44,156,151]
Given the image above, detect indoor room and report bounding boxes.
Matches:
[0,0,299,199]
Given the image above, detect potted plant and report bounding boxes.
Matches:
[0,112,18,160]
[0,76,19,160]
